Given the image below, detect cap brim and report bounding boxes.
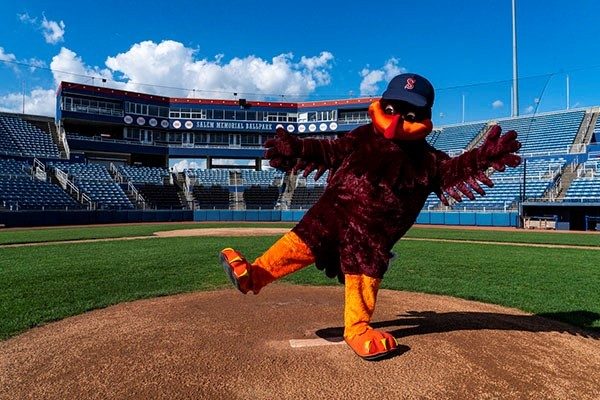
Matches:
[381,90,428,107]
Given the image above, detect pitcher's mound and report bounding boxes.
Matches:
[1,285,599,400]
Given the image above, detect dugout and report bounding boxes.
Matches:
[521,201,600,231]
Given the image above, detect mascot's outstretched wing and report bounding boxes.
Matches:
[264,127,357,181]
[435,125,522,205]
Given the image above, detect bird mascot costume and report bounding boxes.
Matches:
[220,73,521,360]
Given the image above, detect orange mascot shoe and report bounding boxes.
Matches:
[220,231,315,295]
[343,274,398,360]
[220,248,254,294]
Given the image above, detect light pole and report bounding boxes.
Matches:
[512,0,519,117]
[566,74,570,110]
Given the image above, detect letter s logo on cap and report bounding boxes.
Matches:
[405,78,416,90]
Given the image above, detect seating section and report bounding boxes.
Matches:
[186,169,230,186]
[135,184,185,209]
[241,169,283,186]
[290,186,325,209]
[192,185,230,209]
[239,169,284,209]
[491,110,584,155]
[119,165,170,185]
[0,158,80,210]
[48,162,133,209]
[0,158,30,176]
[427,122,487,153]
[451,157,566,210]
[297,170,329,187]
[0,115,60,158]
[563,161,600,202]
[243,186,280,209]
[422,192,442,210]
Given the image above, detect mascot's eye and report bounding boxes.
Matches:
[384,104,396,115]
[404,112,417,122]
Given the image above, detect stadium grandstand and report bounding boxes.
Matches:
[0,81,598,230]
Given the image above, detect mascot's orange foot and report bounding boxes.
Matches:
[220,248,253,294]
[344,329,398,361]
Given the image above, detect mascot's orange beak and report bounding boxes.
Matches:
[368,100,433,141]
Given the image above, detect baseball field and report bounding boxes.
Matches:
[1,222,598,340]
[1,223,599,399]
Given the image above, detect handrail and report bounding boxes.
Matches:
[81,192,95,210]
[54,122,71,159]
[53,166,96,209]
[31,158,47,181]
[109,162,124,183]
[127,181,146,209]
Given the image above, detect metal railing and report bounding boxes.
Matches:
[53,167,95,210]
[127,181,146,209]
[32,158,47,181]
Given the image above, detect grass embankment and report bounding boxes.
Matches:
[1,231,598,340]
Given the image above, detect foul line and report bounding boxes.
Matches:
[403,237,600,251]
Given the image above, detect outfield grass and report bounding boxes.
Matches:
[1,231,598,340]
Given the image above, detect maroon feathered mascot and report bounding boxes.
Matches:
[220,73,521,360]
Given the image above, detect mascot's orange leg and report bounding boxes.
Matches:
[344,274,398,360]
[220,231,314,294]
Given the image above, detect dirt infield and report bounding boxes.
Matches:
[1,285,599,400]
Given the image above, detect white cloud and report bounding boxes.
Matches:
[105,41,335,100]
[359,58,405,96]
[525,105,535,113]
[492,100,504,109]
[170,159,205,172]
[0,47,18,72]
[18,12,66,44]
[41,15,66,44]
[0,88,56,116]
[17,12,37,24]
[27,58,46,72]
[0,47,16,63]
[50,47,114,85]
[1,40,336,117]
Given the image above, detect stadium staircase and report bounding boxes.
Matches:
[570,108,600,153]
[278,173,297,210]
[108,163,146,209]
[51,123,70,159]
[542,159,580,201]
[176,171,196,209]
[46,163,94,210]
[230,171,245,210]
[464,122,495,151]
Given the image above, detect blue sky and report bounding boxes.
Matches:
[2,0,600,125]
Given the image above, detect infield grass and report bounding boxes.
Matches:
[1,229,599,340]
